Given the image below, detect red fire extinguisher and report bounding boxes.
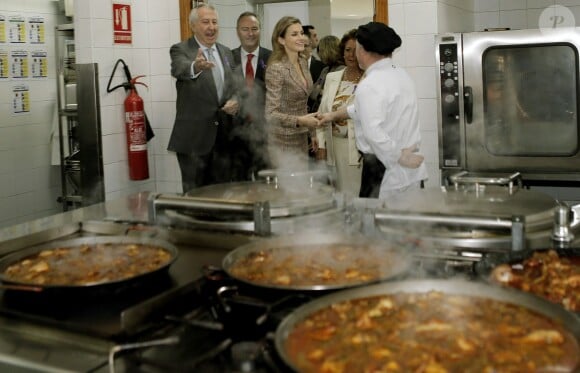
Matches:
[124,75,149,180]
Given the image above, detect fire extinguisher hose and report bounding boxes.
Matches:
[106,59,155,141]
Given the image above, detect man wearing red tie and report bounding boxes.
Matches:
[231,12,272,179]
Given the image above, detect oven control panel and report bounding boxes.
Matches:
[438,43,461,169]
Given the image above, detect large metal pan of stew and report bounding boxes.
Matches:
[275,279,580,373]
[222,233,412,291]
[481,248,580,313]
[0,236,178,293]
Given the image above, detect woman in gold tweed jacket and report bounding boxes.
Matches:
[265,16,321,168]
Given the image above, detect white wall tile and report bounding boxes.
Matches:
[102,133,126,164]
[405,2,438,34]
[405,34,435,67]
[149,48,171,76]
[437,2,475,33]
[90,0,112,19]
[423,161,441,188]
[418,98,438,132]
[150,128,173,155]
[407,66,437,99]
[558,1,580,7]
[567,6,580,27]
[501,0,527,10]
[475,12,501,31]
[150,102,176,130]
[475,0,499,12]
[92,18,114,48]
[101,104,124,136]
[499,9,528,29]
[219,28,239,49]
[14,145,51,170]
[73,0,94,22]
[130,49,151,78]
[388,4,405,36]
[132,0,149,22]
[0,150,14,174]
[147,21,170,49]
[149,74,175,102]
[148,0,170,21]
[0,127,19,150]
[155,181,182,194]
[526,0,558,9]
[154,155,178,181]
[133,20,152,49]
[0,172,15,197]
[169,19,182,44]
[76,47,94,64]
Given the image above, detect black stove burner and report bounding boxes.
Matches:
[115,274,313,372]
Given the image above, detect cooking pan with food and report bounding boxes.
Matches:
[276,279,580,373]
[0,236,178,295]
[222,233,412,291]
[477,247,580,313]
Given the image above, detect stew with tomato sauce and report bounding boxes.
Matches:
[284,291,579,372]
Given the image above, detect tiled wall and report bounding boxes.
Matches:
[474,0,580,31]
[75,0,252,200]
[0,0,67,228]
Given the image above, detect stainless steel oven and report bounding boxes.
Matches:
[436,28,580,184]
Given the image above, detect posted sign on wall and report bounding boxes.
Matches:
[113,3,132,44]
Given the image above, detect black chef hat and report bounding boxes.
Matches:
[356,22,401,55]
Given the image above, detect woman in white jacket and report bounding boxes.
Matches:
[316,29,363,196]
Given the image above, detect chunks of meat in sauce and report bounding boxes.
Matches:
[284,291,579,373]
[490,250,580,312]
[3,243,172,286]
[229,244,403,287]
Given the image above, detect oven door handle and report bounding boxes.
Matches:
[464,86,473,123]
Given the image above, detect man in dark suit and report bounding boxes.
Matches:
[302,26,325,113]
[302,25,320,60]
[168,4,239,193]
[231,12,272,179]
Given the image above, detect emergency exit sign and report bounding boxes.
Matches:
[113,3,132,44]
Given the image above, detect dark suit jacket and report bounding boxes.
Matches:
[232,46,271,85]
[309,57,325,86]
[231,46,271,113]
[307,57,326,113]
[168,37,237,156]
[230,47,273,177]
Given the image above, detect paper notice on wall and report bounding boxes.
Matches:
[30,50,47,78]
[12,84,30,114]
[0,50,8,79]
[10,50,28,78]
[0,15,6,44]
[28,16,45,44]
[8,15,26,44]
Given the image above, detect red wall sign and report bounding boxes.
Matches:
[113,3,132,44]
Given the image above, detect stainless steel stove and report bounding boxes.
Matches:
[0,188,576,372]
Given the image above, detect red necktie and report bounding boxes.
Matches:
[245,53,254,88]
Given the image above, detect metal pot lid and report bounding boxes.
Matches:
[377,186,556,235]
[185,180,336,219]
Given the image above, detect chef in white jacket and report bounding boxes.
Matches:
[317,22,427,199]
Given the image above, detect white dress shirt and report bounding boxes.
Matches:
[347,57,428,197]
[241,47,259,79]
[190,36,224,82]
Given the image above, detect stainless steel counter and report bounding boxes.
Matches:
[0,192,245,372]
[0,192,150,246]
